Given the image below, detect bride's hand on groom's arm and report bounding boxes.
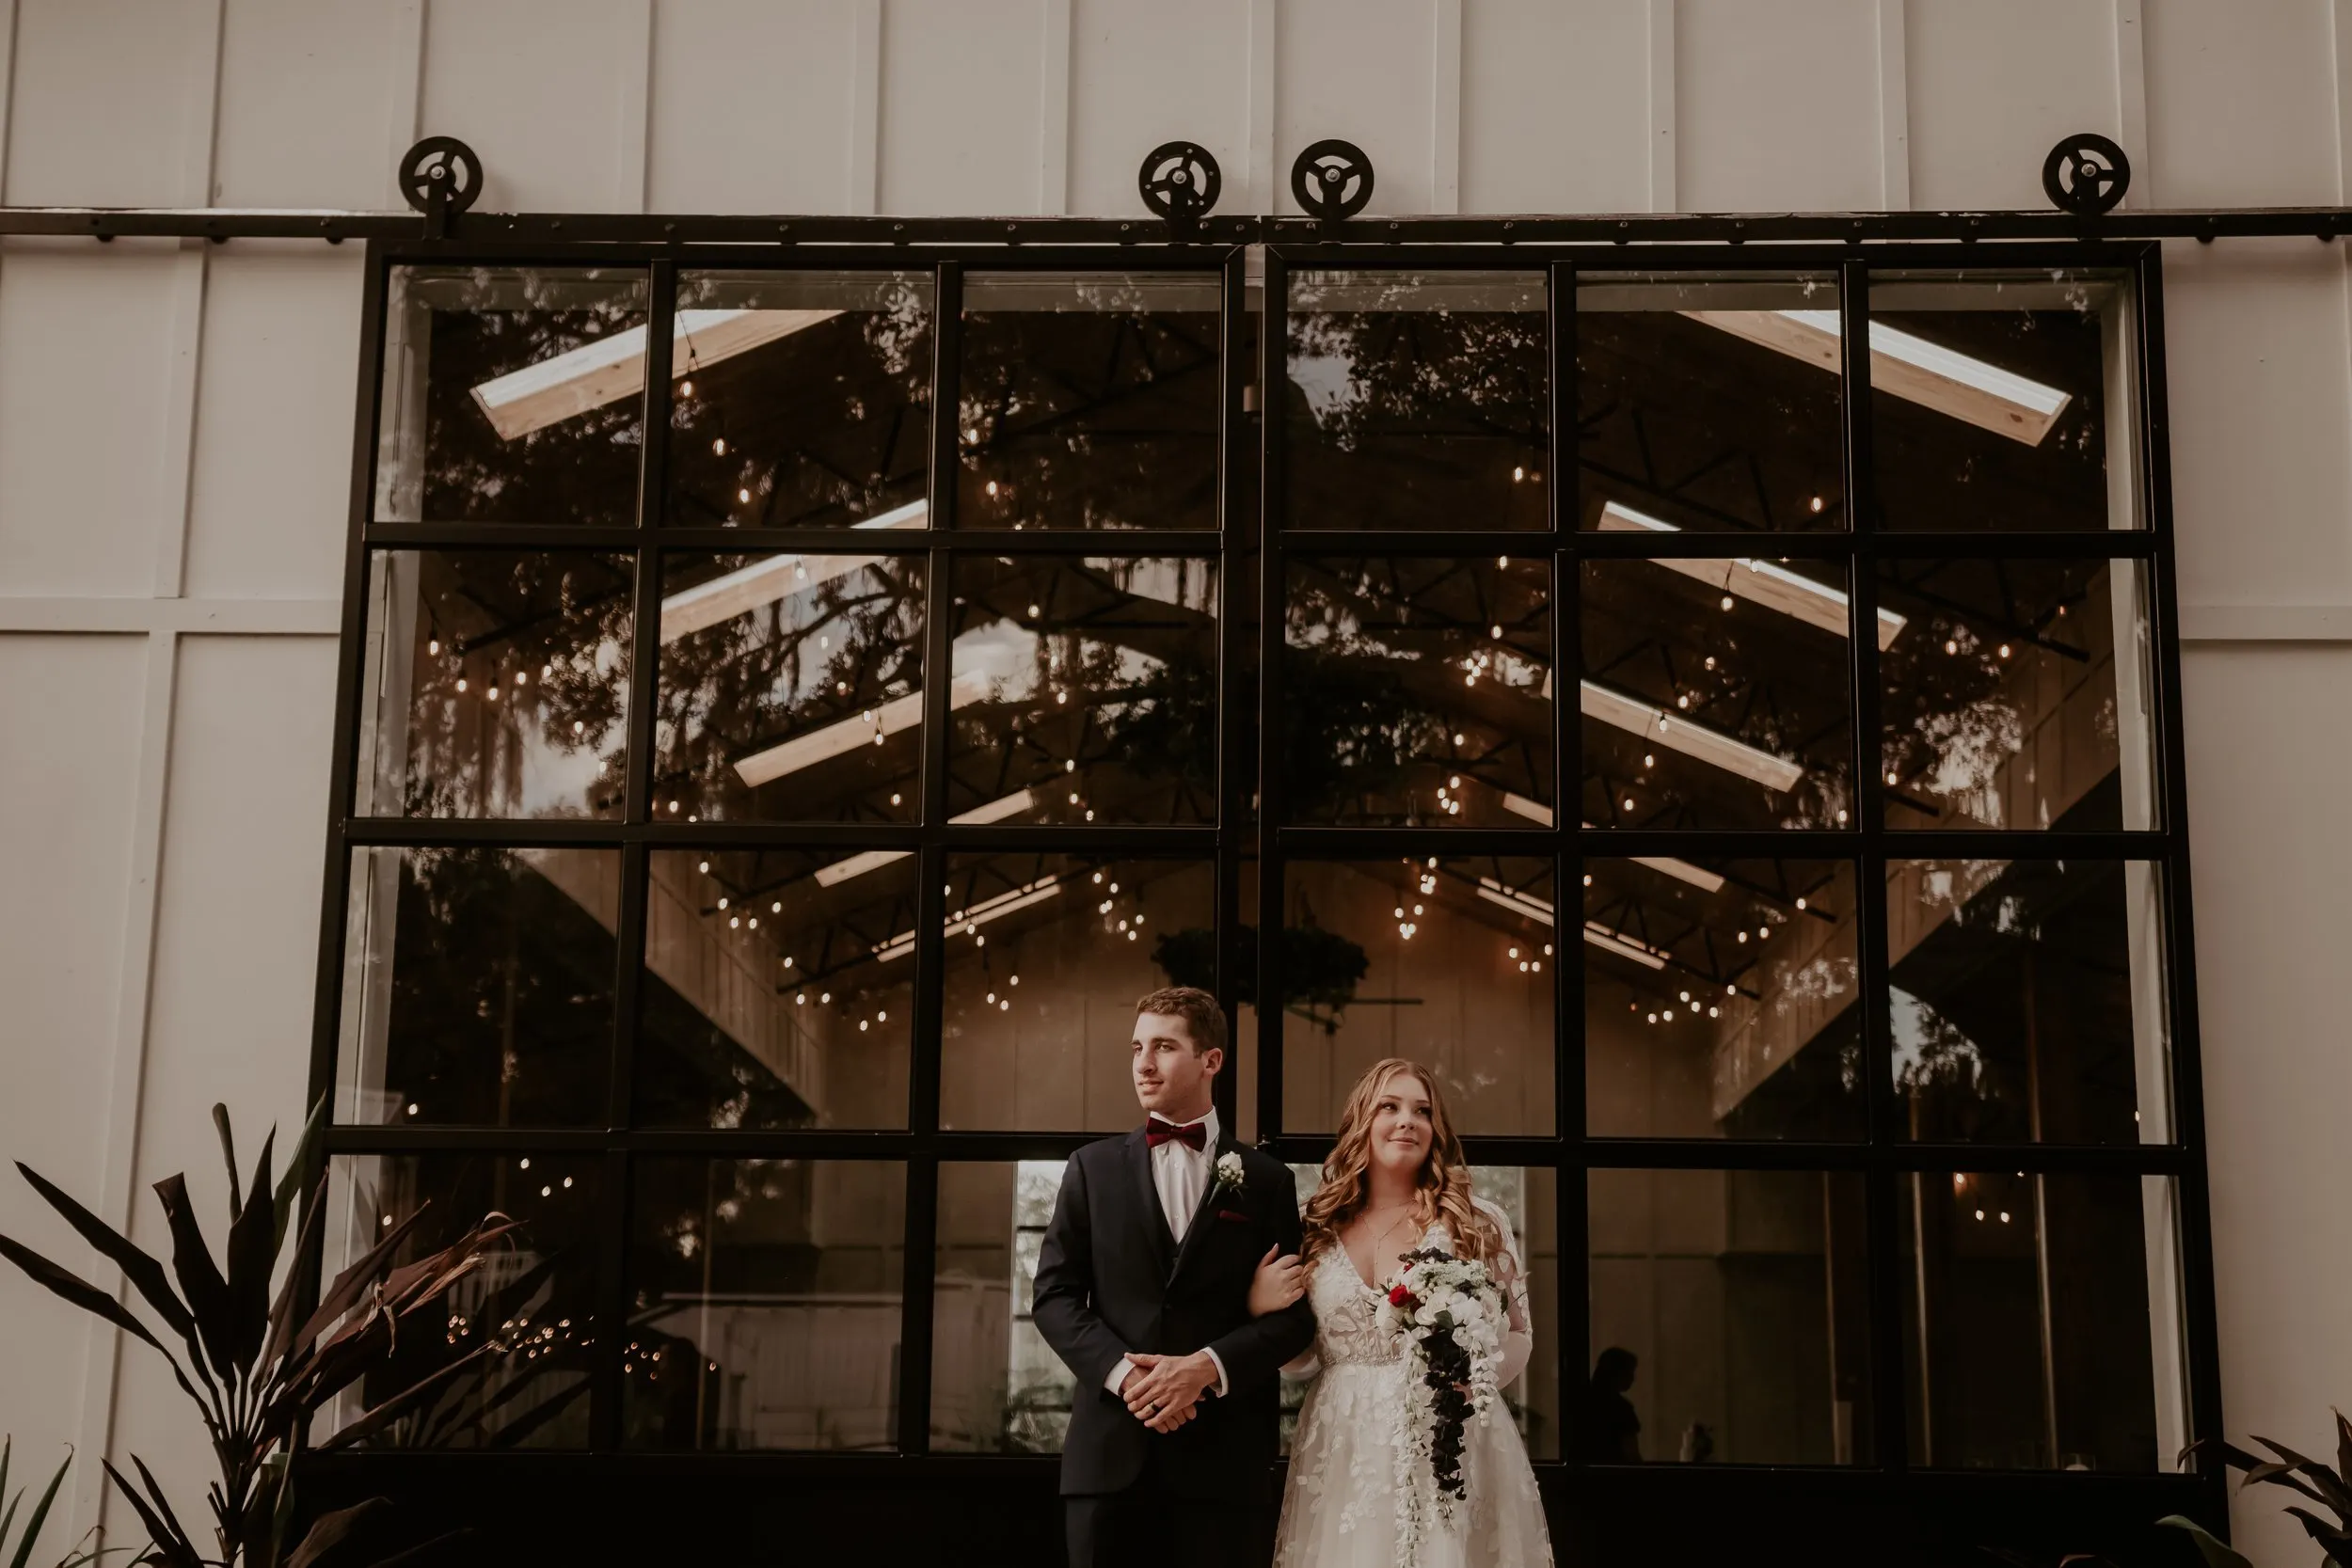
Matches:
[1248,1243,1305,1318]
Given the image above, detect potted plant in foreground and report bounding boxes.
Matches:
[0,1102,515,1566]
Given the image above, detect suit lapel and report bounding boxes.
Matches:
[1168,1131,1234,1283]
[1128,1127,1174,1275]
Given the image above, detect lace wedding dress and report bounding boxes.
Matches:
[1271,1200,1555,1568]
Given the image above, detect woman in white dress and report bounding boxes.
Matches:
[1247,1057,1554,1568]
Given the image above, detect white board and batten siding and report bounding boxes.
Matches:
[0,3,2346,1559]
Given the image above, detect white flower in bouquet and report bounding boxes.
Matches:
[1378,1247,1508,1560]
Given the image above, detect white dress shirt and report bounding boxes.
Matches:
[1105,1106,1231,1401]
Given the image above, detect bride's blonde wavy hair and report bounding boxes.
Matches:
[1300,1058,1503,1270]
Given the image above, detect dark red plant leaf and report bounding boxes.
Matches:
[0,1233,172,1361]
[152,1174,237,1382]
[2286,1504,2352,1544]
[310,1345,495,1452]
[261,1195,328,1377]
[358,1528,470,1568]
[283,1497,392,1568]
[225,1130,278,1369]
[100,1460,200,1568]
[211,1104,242,1223]
[13,1162,203,1360]
[287,1204,436,1364]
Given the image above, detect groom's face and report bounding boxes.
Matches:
[1131,1012,1221,1119]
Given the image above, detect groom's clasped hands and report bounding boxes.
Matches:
[1120,1350,1214,1432]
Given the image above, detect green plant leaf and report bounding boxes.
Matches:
[6,1448,71,1568]
[151,1175,237,1382]
[2158,1515,2256,1568]
[271,1100,328,1257]
[211,1105,241,1224]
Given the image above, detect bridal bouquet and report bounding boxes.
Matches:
[1377,1247,1506,1554]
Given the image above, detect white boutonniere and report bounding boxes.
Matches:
[1212,1150,1247,1202]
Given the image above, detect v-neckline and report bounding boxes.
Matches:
[1343,1222,1438,1298]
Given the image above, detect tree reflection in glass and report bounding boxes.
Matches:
[1581,556,1852,832]
[1583,858,1863,1142]
[959,272,1221,531]
[355,550,634,820]
[1871,271,2134,533]
[1887,859,2169,1145]
[948,556,1217,826]
[624,1158,907,1450]
[1879,558,2155,831]
[1283,556,1552,826]
[1576,273,1845,532]
[635,847,914,1131]
[1285,271,1549,531]
[337,845,619,1127]
[654,551,925,822]
[375,267,648,528]
[666,271,933,530]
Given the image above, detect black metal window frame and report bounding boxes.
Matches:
[303,233,2220,1530]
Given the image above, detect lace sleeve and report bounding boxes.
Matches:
[1475,1197,1534,1390]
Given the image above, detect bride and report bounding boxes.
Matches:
[1248,1057,1554,1567]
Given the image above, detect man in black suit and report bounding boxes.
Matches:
[1032,985,1316,1568]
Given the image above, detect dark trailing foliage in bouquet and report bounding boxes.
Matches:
[0,1101,517,1567]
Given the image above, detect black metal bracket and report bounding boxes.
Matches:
[1137,140,1221,240]
[2042,132,2132,216]
[1291,138,1375,232]
[397,136,484,239]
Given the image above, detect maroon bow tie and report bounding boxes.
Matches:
[1146,1117,1208,1151]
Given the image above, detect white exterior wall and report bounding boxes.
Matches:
[0,0,2343,1556]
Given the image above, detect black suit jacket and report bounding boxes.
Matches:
[1032,1128,1316,1497]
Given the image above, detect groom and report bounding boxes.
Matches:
[1033,985,1316,1568]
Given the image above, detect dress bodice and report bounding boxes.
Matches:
[1305,1249,1405,1367]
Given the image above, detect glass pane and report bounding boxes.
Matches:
[1871,271,2137,532]
[932,1161,1079,1453]
[949,555,1218,826]
[1280,858,1555,1136]
[1286,271,1549,531]
[1879,558,2156,831]
[939,852,1215,1132]
[666,271,932,530]
[1584,859,1863,1141]
[336,845,617,1127]
[1901,1173,2185,1469]
[654,551,925,823]
[1588,1168,1872,1464]
[376,266,648,528]
[637,847,913,1130]
[354,550,634,821]
[321,1152,598,1449]
[1578,273,1845,532]
[623,1158,906,1450]
[1285,555,1553,825]
[1889,860,2169,1144]
[1582,555,1852,832]
[959,272,1221,531]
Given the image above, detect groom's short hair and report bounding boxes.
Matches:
[1134,986,1226,1057]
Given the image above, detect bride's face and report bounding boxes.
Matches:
[1364,1069,1436,1179]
